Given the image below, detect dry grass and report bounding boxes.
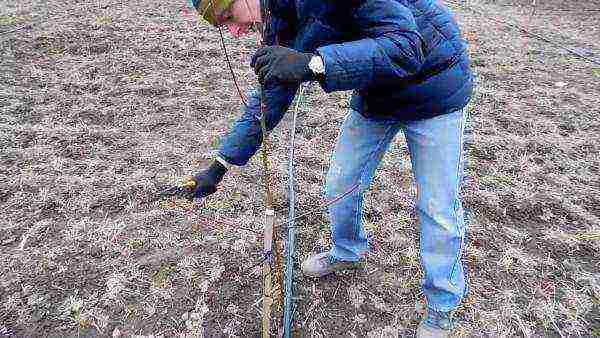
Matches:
[1,0,599,336]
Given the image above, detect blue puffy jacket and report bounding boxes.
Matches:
[218,0,473,166]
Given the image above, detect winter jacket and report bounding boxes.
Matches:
[218,0,474,166]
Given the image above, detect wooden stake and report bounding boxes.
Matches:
[262,208,275,338]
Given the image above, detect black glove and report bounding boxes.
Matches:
[251,46,315,85]
[192,161,228,198]
[158,161,227,201]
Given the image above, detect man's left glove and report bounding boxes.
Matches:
[251,46,315,86]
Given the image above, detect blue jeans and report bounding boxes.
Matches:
[325,109,468,312]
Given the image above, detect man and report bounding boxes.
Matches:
[185,0,473,337]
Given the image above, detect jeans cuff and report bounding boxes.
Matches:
[214,155,234,169]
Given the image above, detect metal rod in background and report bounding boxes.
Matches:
[283,84,305,337]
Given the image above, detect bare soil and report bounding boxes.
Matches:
[1,0,598,337]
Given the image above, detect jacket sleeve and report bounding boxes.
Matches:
[316,0,425,92]
[217,84,297,166]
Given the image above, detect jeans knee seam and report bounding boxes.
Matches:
[449,110,467,285]
[353,124,396,239]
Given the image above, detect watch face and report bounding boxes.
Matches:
[310,56,324,74]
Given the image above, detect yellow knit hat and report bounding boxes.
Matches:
[190,0,236,26]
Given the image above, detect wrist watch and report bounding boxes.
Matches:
[308,55,325,78]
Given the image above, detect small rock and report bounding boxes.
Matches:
[145,304,156,316]
[21,284,33,296]
[89,247,103,258]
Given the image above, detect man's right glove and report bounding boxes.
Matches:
[159,160,228,201]
[251,46,315,86]
[192,160,228,198]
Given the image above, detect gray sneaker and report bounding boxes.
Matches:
[301,252,362,278]
[416,310,453,338]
